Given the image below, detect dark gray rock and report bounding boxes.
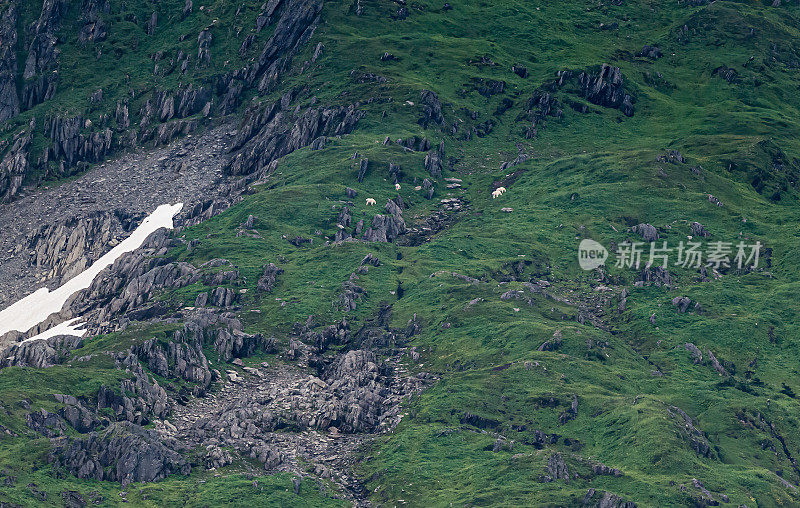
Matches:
[424,150,443,178]
[227,96,362,177]
[638,265,673,287]
[205,445,233,469]
[0,4,20,123]
[419,89,445,128]
[61,490,85,508]
[672,296,692,313]
[357,158,369,183]
[26,209,143,283]
[27,408,65,437]
[77,0,109,45]
[637,45,662,59]
[44,115,113,174]
[0,125,33,202]
[51,421,189,486]
[545,452,570,481]
[21,0,64,110]
[521,91,563,138]
[337,276,366,311]
[557,64,635,116]
[0,335,83,369]
[707,349,728,376]
[690,221,710,238]
[632,223,659,242]
[363,200,406,242]
[712,65,738,84]
[257,263,284,292]
[512,64,528,78]
[196,29,212,68]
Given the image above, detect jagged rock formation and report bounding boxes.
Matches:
[632,223,659,242]
[257,263,284,292]
[0,123,33,202]
[0,3,20,123]
[43,115,113,176]
[553,64,635,117]
[0,334,83,368]
[51,422,189,486]
[226,90,363,176]
[363,199,406,242]
[419,89,445,128]
[519,91,563,138]
[25,209,144,282]
[22,0,65,111]
[77,0,109,45]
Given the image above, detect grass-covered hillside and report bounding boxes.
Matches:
[2,0,800,506]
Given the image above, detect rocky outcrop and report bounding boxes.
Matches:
[554,65,635,116]
[196,29,212,68]
[226,92,363,176]
[0,3,20,123]
[671,296,692,312]
[98,357,169,424]
[138,85,211,146]
[667,405,713,458]
[398,197,465,246]
[0,124,33,201]
[632,223,658,242]
[637,265,673,287]
[22,0,65,111]
[26,209,144,282]
[248,0,322,90]
[55,394,99,433]
[132,336,213,396]
[43,116,113,175]
[257,263,284,292]
[169,348,429,450]
[77,0,109,45]
[51,421,189,486]
[637,44,662,59]
[424,147,444,178]
[519,91,562,138]
[581,489,637,508]
[27,408,65,437]
[543,452,570,482]
[690,221,710,237]
[338,274,366,311]
[578,65,634,116]
[684,342,703,364]
[61,230,187,327]
[419,89,445,128]
[0,335,83,369]
[334,206,352,241]
[363,199,406,242]
[712,65,738,84]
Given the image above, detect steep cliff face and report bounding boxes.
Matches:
[0,3,20,123]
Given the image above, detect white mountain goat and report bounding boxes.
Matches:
[492,186,507,199]
[366,198,377,206]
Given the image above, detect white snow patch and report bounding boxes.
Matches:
[22,319,86,343]
[0,203,183,341]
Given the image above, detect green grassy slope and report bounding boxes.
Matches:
[2,0,800,506]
